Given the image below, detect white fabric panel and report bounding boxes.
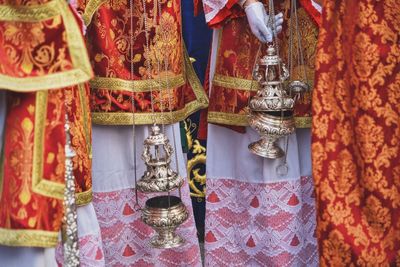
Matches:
[92,124,187,192]
[0,91,5,152]
[76,203,101,237]
[209,29,221,94]
[206,124,311,183]
[0,247,57,267]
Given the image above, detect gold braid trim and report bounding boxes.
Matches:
[208,111,311,128]
[76,188,93,206]
[31,89,93,201]
[0,228,58,247]
[0,0,92,92]
[92,45,208,125]
[90,74,185,92]
[213,74,260,91]
[82,0,107,26]
[31,91,65,199]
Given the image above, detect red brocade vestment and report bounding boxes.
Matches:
[80,0,208,125]
[0,0,93,247]
[312,0,400,265]
[201,0,319,131]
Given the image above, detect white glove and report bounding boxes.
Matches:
[244,2,284,43]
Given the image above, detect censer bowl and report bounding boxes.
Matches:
[248,112,295,159]
[141,195,188,249]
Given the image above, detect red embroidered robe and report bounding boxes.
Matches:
[79,0,208,125]
[0,0,93,247]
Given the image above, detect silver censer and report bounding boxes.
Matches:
[138,125,188,249]
[248,45,296,159]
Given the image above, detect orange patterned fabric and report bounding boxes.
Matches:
[0,0,93,247]
[0,0,92,92]
[86,0,208,125]
[0,85,93,247]
[208,0,318,129]
[312,0,400,265]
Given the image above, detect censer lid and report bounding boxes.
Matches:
[260,45,281,66]
[144,125,169,146]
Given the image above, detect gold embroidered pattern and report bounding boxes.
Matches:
[82,0,107,26]
[213,74,260,91]
[90,74,185,92]
[92,47,209,125]
[0,0,92,92]
[0,228,58,247]
[208,111,311,128]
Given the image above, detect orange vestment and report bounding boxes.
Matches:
[0,0,93,247]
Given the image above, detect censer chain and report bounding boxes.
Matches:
[131,0,141,211]
[157,0,182,201]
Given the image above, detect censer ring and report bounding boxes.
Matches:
[141,195,188,249]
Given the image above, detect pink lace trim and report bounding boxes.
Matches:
[92,187,202,267]
[205,176,318,266]
[56,234,105,267]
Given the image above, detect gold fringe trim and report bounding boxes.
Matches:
[0,228,58,247]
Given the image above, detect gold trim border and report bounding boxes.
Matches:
[76,188,93,206]
[0,0,92,92]
[0,0,59,21]
[208,111,312,128]
[31,91,65,199]
[92,45,209,125]
[90,74,185,92]
[31,90,93,202]
[0,228,58,247]
[213,74,260,91]
[82,0,106,26]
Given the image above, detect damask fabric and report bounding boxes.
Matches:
[0,0,94,249]
[87,125,202,266]
[312,0,400,265]
[85,0,208,126]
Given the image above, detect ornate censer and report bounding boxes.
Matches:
[137,125,188,248]
[129,0,188,249]
[137,125,184,193]
[248,45,296,158]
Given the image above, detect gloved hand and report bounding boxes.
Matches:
[244,1,284,43]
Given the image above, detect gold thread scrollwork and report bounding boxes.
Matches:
[0,0,93,92]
